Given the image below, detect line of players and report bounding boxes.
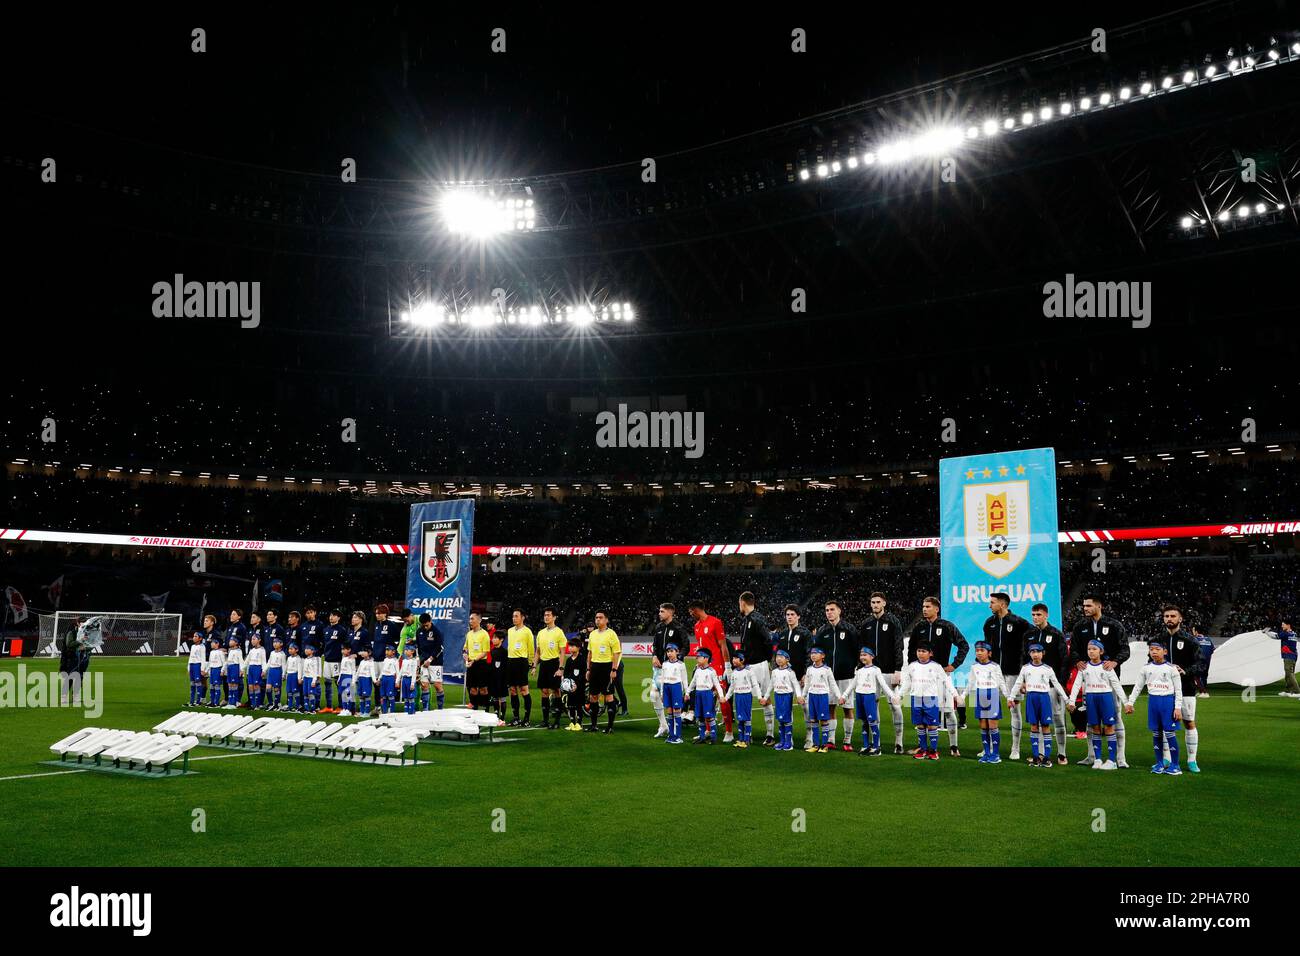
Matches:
[185,604,448,717]
[642,589,1205,772]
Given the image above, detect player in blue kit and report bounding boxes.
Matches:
[320,610,345,713]
[964,642,1010,763]
[686,648,724,744]
[761,649,804,751]
[1008,643,1069,767]
[1125,639,1185,775]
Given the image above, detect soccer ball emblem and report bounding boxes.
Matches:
[560,677,577,693]
[988,534,1009,555]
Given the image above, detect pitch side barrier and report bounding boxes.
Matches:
[1,519,1297,556]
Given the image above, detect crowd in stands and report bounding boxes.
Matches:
[3,373,1296,483]
[1222,554,1299,635]
[4,456,1298,547]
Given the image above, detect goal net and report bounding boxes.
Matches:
[37,611,183,657]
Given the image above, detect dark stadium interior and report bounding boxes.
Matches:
[2,2,1297,647]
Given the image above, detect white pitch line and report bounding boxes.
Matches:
[0,750,262,783]
[0,768,91,782]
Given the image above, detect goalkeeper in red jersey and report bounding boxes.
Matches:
[688,600,736,743]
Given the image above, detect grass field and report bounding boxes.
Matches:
[1,656,1296,866]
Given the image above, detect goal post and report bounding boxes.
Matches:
[36,611,184,657]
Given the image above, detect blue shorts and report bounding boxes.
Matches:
[247,666,262,685]
[806,693,831,722]
[973,686,1002,720]
[209,669,222,683]
[189,663,203,681]
[662,682,684,710]
[1085,691,1117,727]
[401,676,413,696]
[380,675,397,698]
[339,675,353,698]
[287,675,300,694]
[226,665,241,683]
[266,668,283,688]
[1147,694,1180,732]
[302,677,316,695]
[693,688,715,719]
[356,677,372,700]
[1024,691,1053,726]
[774,692,794,723]
[854,692,880,724]
[910,696,939,727]
[733,692,753,722]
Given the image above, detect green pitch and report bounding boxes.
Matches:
[0,657,1295,866]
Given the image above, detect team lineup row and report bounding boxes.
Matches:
[178,590,1207,773]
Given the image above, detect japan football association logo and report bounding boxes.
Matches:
[964,478,1031,579]
[421,519,461,591]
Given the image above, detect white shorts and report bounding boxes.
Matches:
[323,661,341,679]
[836,678,854,701]
[751,660,772,698]
[1180,695,1196,721]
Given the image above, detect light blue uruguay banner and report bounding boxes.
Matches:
[407,500,475,684]
[939,447,1061,684]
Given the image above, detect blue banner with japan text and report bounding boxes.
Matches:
[406,500,475,684]
[939,448,1061,684]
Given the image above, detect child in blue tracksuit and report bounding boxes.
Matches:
[379,645,400,714]
[686,648,724,743]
